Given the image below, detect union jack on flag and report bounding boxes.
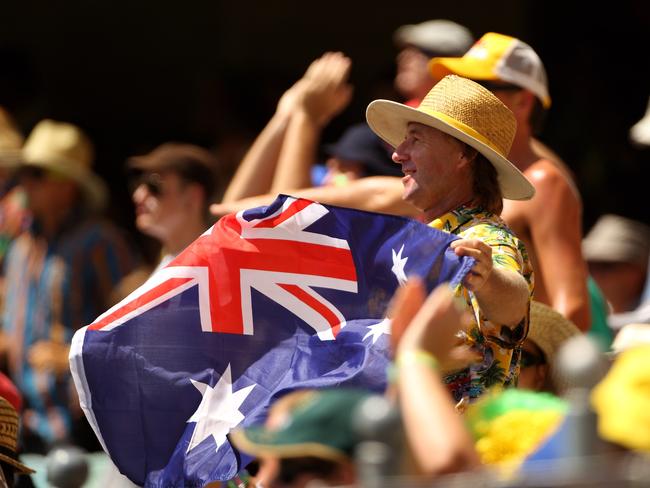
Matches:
[70,195,473,487]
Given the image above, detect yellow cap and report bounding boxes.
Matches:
[429,32,552,109]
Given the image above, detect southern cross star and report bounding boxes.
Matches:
[391,244,408,286]
[363,318,392,344]
[186,364,255,453]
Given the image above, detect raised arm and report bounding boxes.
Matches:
[270,52,353,192]
[210,176,420,218]
[393,280,481,475]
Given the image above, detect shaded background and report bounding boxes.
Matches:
[1,0,649,243]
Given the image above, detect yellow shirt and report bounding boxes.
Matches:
[430,205,534,403]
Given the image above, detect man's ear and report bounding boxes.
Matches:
[457,144,478,169]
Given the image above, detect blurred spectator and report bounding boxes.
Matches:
[319,123,403,187]
[429,32,592,333]
[1,120,134,452]
[0,396,35,487]
[393,19,474,104]
[583,214,650,320]
[111,142,220,303]
[518,301,580,393]
[231,388,367,487]
[128,142,220,270]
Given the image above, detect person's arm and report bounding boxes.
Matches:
[271,52,353,193]
[211,176,420,218]
[526,163,591,331]
[221,83,305,203]
[451,238,530,327]
[393,280,481,475]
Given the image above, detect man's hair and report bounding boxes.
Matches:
[462,144,503,215]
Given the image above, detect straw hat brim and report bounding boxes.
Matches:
[366,100,534,200]
[22,158,107,211]
[0,452,35,475]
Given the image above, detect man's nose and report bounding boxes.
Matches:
[392,143,408,165]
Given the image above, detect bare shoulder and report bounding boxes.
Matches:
[524,158,580,203]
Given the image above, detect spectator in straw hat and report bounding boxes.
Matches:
[428,33,592,334]
[0,396,35,487]
[518,301,581,393]
[366,75,534,403]
[0,107,29,269]
[0,119,134,452]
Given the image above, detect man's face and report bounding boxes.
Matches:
[394,47,435,100]
[392,123,466,212]
[131,171,196,241]
[20,167,79,218]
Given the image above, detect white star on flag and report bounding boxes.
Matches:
[186,364,255,453]
[391,244,408,286]
[363,318,391,344]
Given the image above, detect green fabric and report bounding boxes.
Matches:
[465,389,568,439]
[240,389,369,457]
[587,276,613,351]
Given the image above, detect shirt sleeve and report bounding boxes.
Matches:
[459,223,524,273]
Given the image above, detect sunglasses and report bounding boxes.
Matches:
[476,81,523,93]
[520,349,546,368]
[129,172,165,196]
[18,166,67,182]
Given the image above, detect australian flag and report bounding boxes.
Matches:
[70,195,474,487]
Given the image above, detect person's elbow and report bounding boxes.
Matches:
[419,447,481,476]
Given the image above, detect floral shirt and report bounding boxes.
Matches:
[429,205,534,403]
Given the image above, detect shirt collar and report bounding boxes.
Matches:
[429,204,486,234]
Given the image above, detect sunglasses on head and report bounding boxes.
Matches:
[129,172,165,196]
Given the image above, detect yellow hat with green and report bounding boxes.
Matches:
[429,32,552,109]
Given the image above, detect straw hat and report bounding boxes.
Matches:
[21,119,107,210]
[528,301,581,365]
[0,396,35,474]
[0,107,24,168]
[366,75,534,200]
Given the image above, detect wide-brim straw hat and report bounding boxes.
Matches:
[528,301,581,366]
[0,396,35,474]
[366,75,534,200]
[21,119,107,211]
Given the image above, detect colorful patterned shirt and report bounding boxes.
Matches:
[429,205,534,403]
[2,213,134,445]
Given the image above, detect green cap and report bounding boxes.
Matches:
[230,389,370,462]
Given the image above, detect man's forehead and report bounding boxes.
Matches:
[405,122,448,139]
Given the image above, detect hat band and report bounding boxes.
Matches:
[417,107,506,157]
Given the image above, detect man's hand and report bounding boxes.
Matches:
[450,238,493,291]
[390,279,477,372]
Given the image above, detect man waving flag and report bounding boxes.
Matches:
[70,195,473,487]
